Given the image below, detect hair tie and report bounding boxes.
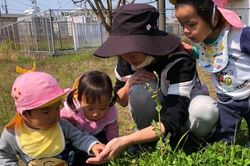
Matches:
[16,62,36,74]
[72,76,81,99]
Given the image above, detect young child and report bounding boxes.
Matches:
[0,71,105,165]
[171,0,250,144]
[60,70,119,144]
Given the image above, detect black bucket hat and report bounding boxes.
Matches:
[94,3,180,58]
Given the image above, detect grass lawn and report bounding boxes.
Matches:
[1,51,250,165]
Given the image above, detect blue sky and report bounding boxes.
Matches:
[4,0,173,14]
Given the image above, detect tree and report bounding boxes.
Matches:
[71,0,136,34]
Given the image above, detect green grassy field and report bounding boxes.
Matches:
[1,51,250,165]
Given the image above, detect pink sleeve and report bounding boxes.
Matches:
[60,106,78,125]
[104,107,119,141]
[60,107,70,118]
[104,120,119,141]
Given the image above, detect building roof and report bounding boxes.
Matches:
[1,14,25,18]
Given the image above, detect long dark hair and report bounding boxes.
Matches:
[67,71,118,110]
[175,0,223,29]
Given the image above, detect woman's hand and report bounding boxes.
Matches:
[128,70,155,88]
[86,137,130,164]
[117,70,155,107]
[86,123,166,164]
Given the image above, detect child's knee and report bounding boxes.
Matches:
[188,95,219,137]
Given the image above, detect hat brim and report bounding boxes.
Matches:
[36,88,71,108]
[17,88,71,113]
[94,31,180,58]
[217,7,243,28]
[6,88,71,129]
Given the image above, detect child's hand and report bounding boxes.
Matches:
[91,143,105,156]
[181,42,193,54]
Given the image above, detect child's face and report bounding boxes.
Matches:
[175,4,211,43]
[22,102,61,130]
[80,95,110,121]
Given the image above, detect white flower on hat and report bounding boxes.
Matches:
[146,24,152,31]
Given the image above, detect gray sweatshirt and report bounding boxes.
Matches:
[0,119,99,165]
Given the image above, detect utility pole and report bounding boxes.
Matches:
[157,0,166,31]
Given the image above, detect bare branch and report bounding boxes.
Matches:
[86,0,97,13]
[93,0,111,33]
[71,0,137,34]
[116,0,122,8]
[99,1,108,15]
[107,0,111,10]
[107,0,112,27]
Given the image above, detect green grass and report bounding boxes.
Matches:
[1,51,250,165]
[0,51,134,135]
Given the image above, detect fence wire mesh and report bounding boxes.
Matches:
[0,13,107,56]
[1,7,248,56]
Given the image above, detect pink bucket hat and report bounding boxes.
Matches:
[170,0,244,28]
[6,71,70,129]
[11,71,70,114]
[213,0,243,28]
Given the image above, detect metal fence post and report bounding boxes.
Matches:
[100,23,103,44]
[58,22,62,50]
[11,24,17,49]
[7,26,10,41]
[32,18,39,52]
[18,22,22,50]
[72,21,77,50]
[44,16,51,52]
[49,9,55,55]
[25,21,30,56]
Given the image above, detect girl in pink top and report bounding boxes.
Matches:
[61,71,119,143]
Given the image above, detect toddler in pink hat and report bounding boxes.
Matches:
[0,71,105,166]
[172,0,250,144]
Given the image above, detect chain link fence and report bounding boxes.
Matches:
[0,11,107,56]
[1,8,248,56]
[0,18,180,56]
